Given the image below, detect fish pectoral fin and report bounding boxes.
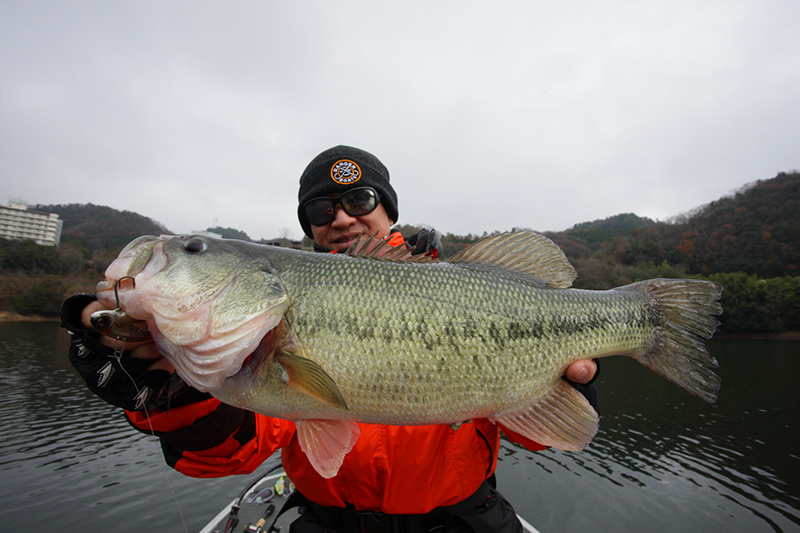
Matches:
[490,380,599,451]
[275,351,349,410]
[295,419,361,479]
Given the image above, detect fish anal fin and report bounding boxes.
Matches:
[296,419,361,479]
[491,380,599,451]
[275,352,349,410]
[448,231,577,288]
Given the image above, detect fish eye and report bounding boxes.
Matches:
[184,238,207,254]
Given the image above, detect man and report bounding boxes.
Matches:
[62,145,598,532]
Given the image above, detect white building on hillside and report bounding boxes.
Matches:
[0,201,63,246]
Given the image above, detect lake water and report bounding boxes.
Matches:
[0,322,798,532]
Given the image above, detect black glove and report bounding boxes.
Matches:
[61,294,209,412]
[406,228,443,258]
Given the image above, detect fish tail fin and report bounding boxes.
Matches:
[624,278,723,403]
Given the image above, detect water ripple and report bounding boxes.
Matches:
[497,342,800,532]
[3,324,800,532]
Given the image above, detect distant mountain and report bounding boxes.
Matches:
[621,172,800,277]
[31,205,265,252]
[567,213,655,248]
[35,203,170,252]
[545,171,800,287]
[33,171,800,279]
[205,226,253,241]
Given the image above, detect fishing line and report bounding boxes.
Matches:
[108,276,188,532]
[112,337,190,533]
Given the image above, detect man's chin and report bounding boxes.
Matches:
[331,236,359,251]
[334,243,355,252]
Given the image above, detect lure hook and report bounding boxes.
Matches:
[90,275,151,342]
[114,276,136,308]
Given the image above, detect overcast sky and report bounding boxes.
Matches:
[1,1,798,241]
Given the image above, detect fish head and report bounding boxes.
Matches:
[96,234,289,392]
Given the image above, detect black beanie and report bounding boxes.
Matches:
[297,145,399,238]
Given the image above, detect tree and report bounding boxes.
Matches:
[13,275,65,316]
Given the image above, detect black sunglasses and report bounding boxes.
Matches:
[303,187,381,226]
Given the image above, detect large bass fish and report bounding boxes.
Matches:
[96,232,722,478]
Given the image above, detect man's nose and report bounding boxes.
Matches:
[330,204,357,226]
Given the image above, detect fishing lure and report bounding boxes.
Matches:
[90,276,151,342]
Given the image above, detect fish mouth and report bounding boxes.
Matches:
[95,233,291,393]
[96,236,167,311]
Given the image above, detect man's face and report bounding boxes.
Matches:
[310,199,394,252]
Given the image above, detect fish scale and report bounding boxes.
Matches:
[96,231,722,478]
[264,252,652,424]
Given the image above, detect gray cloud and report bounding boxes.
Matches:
[2,0,798,241]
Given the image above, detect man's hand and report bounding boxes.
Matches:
[406,228,443,258]
[564,359,599,410]
[565,359,597,385]
[79,299,172,372]
[62,294,207,411]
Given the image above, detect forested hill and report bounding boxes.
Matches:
[540,172,799,288]
[36,203,168,251]
[29,171,800,282]
[33,204,265,252]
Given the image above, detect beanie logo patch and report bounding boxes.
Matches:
[330,159,361,185]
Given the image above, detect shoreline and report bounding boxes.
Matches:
[0,311,59,322]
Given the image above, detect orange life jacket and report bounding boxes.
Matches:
[129,401,544,513]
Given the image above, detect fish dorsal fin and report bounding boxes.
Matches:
[490,380,598,450]
[346,233,436,263]
[275,352,349,410]
[448,231,577,288]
